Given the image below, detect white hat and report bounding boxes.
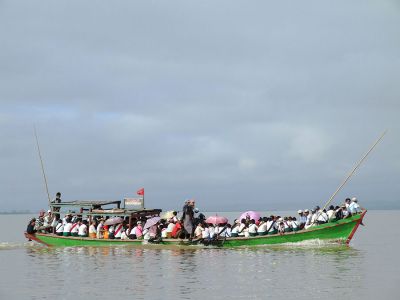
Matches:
[137,221,142,224]
[297,210,303,214]
[304,209,309,213]
[351,197,357,202]
[278,218,283,222]
[47,210,51,213]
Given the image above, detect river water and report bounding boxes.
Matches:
[0,211,399,300]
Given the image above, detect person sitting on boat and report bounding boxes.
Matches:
[308,209,318,227]
[304,210,312,229]
[165,219,175,238]
[344,198,351,212]
[298,210,306,229]
[283,217,292,232]
[27,218,37,235]
[316,209,329,224]
[248,219,258,237]
[327,205,336,221]
[135,221,144,239]
[230,219,240,237]
[342,205,350,218]
[121,227,129,240]
[114,223,124,239]
[103,225,110,239]
[277,218,285,234]
[257,217,268,235]
[89,221,97,238]
[237,219,248,237]
[96,219,104,239]
[194,222,204,239]
[70,220,80,237]
[128,223,137,239]
[43,210,53,233]
[348,197,362,214]
[78,220,88,237]
[108,225,115,239]
[222,224,231,238]
[34,214,45,232]
[63,219,72,236]
[208,224,216,239]
[291,217,299,231]
[266,217,277,235]
[55,219,64,236]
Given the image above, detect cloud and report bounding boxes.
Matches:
[0,1,399,211]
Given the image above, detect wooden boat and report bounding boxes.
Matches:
[24,199,367,247]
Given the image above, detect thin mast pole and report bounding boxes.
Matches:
[34,126,51,205]
[315,130,387,221]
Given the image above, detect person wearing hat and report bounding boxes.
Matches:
[135,221,143,239]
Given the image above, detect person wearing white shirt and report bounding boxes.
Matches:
[349,197,362,214]
[114,224,124,239]
[237,220,247,237]
[231,221,239,237]
[96,220,104,239]
[248,219,258,237]
[327,205,336,221]
[78,221,88,237]
[317,210,328,224]
[55,220,64,236]
[70,221,80,236]
[63,220,72,236]
[165,221,175,238]
[208,225,215,239]
[89,221,97,238]
[257,218,268,235]
[202,226,210,239]
[266,218,277,235]
[291,217,299,231]
[194,223,204,239]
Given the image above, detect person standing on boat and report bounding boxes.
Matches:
[51,192,62,218]
[182,199,195,239]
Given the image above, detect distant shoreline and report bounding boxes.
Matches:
[0,211,32,215]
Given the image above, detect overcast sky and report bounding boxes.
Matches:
[0,0,399,212]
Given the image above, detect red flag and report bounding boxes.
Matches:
[137,188,144,196]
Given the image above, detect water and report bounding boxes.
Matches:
[1,211,399,299]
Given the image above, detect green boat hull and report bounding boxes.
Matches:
[26,211,366,248]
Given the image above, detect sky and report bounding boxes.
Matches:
[0,0,399,212]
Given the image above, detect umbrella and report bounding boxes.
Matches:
[161,210,175,220]
[239,211,261,222]
[144,216,161,229]
[206,215,228,225]
[104,217,123,226]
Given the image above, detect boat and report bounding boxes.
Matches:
[24,199,367,247]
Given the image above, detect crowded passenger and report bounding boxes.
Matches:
[28,196,364,244]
